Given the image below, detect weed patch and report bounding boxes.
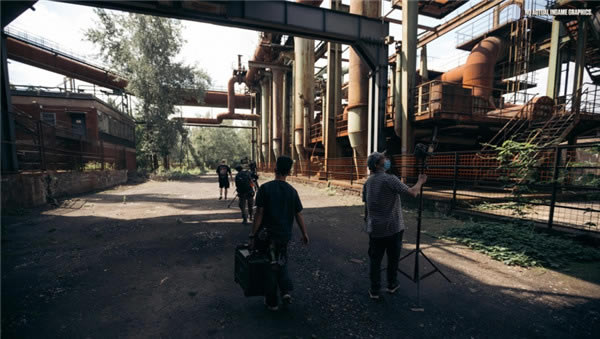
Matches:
[442,221,600,268]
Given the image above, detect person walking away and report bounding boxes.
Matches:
[249,156,309,311]
[216,159,233,200]
[249,160,259,188]
[235,165,255,225]
[362,152,427,300]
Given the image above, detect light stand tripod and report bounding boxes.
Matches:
[227,194,239,208]
[398,145,451,309]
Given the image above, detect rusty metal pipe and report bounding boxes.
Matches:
[175,76,259,124]
[440,64,465,84]
[272,68,283,158]
[462,36,505,98]
[347,0,380,157]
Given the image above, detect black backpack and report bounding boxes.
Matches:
[235,170,253,193]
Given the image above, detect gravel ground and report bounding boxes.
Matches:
[2,174,599,338]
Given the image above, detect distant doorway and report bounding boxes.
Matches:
[70,113,86,137]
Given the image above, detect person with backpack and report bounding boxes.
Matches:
[216,159,233,200]
[235,165,255,225]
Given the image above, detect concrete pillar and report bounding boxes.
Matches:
[546,19,563,99]
[401,0,417,179]
[272,68,283,158]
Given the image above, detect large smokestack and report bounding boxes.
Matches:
[347,0,380,157]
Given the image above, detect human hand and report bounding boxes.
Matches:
[301,233,309,246]
[418,174,427,184]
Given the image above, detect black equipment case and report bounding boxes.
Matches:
[234,244,269,297]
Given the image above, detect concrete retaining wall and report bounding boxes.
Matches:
[1,170,128,208]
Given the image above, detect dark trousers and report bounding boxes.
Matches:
[238,192,254,219]
[368,231,404,290]
[264,240,293,307]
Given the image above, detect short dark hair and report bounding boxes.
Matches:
[275,156,293,176]
[235,165,243,172]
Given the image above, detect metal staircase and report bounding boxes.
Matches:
[483,92,581,150]
[562,14,600,84]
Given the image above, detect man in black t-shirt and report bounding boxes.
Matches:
[250,156,309,311]
[216,159,233,200]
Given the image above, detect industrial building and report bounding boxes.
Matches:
[1,0,599,229]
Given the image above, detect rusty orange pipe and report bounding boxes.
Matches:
[175,76,259,124]
[462,36,505,98]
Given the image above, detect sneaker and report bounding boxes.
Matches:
[387,283,400,294]
[282,294,292,305]
[242,218,248,225]
[264,298,279,311]
[369,289,380,300]
[219,196,222,200]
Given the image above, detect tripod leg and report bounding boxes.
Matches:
[420,250,451,283]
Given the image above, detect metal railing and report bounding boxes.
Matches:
[3,26,123,78]
[257,144,600,233]
[6,105,132,172]
[455,0,551,47]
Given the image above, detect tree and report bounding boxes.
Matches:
[86,9,211,170]
[187,113,253,169]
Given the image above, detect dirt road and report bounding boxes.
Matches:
[2,174,599,338]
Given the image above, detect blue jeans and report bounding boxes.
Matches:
[368,231,404,290]
[264,240,293,307]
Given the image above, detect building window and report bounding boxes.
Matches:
[42,112,56,126]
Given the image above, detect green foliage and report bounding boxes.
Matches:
[189,123,252,169]
[83,161,115,171]
[86,9,211,171]
[484,140,541,217]
[443,221,600,268]
[152,166,207,180]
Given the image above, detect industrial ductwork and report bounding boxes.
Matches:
[347,0,380,157]
[177,75,259,125]
[439,36,505,99]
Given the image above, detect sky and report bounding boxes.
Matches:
[6,0,584,118]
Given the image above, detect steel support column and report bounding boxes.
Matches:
[546,19,563,99]
[401,0,417,179]
[572,17,587,111]
[324,0,343,170]
[1,33,18,172]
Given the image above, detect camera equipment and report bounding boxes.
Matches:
[398,143,450,309]
[234,243,269,297]
[227,193,238,208]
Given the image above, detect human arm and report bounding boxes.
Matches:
[295,213,309,245]
[250,207,264,238]
[406,174,427,197]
